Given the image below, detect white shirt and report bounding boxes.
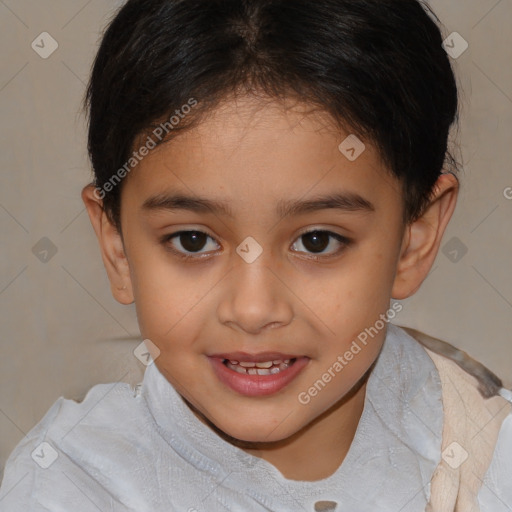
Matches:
[1,323,511,511]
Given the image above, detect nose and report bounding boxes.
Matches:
[216,256,294,335]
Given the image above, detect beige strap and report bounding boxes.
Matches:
[423,347,511,512]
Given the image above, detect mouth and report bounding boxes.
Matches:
[222,357,297,375]
[207,352,309,396]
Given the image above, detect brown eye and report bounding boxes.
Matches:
[300,231,330,253]
[177,231,207,252]
[163,230,220,257]
[291,230,350,258]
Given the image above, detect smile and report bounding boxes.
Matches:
[223,358,296,375]
[208,355,309,396]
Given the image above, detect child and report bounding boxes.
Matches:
[1,0,511,510]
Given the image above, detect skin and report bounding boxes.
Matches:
[82,94,458,482]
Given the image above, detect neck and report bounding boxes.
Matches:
[187,367,371,482]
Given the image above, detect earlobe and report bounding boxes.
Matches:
[81,185,135,305]
[392,172,459,300]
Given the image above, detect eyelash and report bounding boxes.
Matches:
[160,229,351,262]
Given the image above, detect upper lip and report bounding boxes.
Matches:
[208,352,303,362]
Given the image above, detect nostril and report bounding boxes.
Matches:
[314,500,338,512]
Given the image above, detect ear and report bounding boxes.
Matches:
[81,185,134,305]
[392,172,459,299]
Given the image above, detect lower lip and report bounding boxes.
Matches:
[208,356,310,397]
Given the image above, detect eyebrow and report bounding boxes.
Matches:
[141,191,375,219]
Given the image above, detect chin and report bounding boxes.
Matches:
[214,417,302,446]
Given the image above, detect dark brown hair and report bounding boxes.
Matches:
[84,0,460,232]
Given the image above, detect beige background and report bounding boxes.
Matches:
[1,0,511,478]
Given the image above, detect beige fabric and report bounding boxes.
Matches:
[424,347,512,512]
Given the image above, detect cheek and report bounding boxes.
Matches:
[128,248,205,340]
[350,230,402,299]
[135,285,205,344]
[308,249,397,326]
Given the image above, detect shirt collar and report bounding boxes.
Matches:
[141,323,443,504]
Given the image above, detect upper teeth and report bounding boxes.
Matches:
[231,359,290,368]
[224,358,294,376]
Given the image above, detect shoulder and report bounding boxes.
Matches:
[0,379,146,511]
[395,325,512,509]
[479,411,512,511]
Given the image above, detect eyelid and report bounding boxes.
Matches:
[295,225,351,241]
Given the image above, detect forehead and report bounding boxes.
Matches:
[122,95,399,212]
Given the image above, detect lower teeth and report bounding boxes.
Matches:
[224,359,296,375]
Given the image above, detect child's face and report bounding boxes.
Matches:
[114,95,407,442]
[85,94,458,445]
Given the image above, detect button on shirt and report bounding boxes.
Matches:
[1,323,511,511]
